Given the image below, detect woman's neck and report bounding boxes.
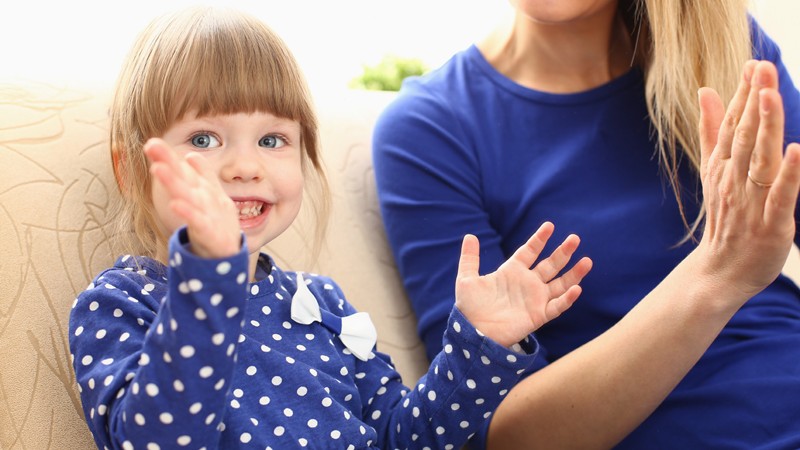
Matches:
[477,8,634,93]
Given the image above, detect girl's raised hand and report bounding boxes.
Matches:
[144,138,242,260]
[454,222,592,348]
[696,60,800,302]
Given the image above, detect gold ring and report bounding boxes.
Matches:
[747,170,773,188]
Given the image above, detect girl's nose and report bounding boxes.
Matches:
[220,144,263,182]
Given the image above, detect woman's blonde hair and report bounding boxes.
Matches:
[110,7,330,260]
[623,0,752,242]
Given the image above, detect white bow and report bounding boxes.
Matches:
[290,273,377,361]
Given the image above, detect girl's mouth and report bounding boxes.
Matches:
[235,200,265,219]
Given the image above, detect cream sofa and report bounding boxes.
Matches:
[0,81,429,449]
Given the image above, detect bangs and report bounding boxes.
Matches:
[139,8,312,129]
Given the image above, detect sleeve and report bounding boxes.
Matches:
[68,228,250,450]
[354,304,539,450]
[372,84,508,362]
[750,16,800,243]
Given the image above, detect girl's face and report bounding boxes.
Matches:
[510,0,618,25]
[152,111,304,257]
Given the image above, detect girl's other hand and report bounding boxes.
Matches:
[696,60,800,302]
[145,138,242,259]
[454,222,592,348]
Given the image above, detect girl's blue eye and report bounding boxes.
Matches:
[191,133,220,149]
[259,135,286,149]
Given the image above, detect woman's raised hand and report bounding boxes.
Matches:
[454,222,592,348]
[145,138,241,260]
[697,60,800,301]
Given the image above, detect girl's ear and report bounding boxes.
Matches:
[111,145,126,194]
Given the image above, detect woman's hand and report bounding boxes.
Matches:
[454,222,592,347]
[696,60,800,301]
[145,138,241,259]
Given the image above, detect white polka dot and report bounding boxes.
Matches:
[226,307,239,318]
[199,366,214,378]
[231,399,240,408]
[216,262,231,275]
[492,376,501,384]
[299,438,308,447]
[74,326,84,336]
[120,332,130,342]
[476,398,485,405]
[174,252,182,265]
[134,413,145,425]
[210,294,223,306]
[436,426,446,435]
[178,282,190,294]
[97,404,107,415]
[205,413,216,425]
[506,354,518,363]
[103,375,114,386]
[214,379,226,390]
[237,273,247,284]
[322,397,332,407]
[147,444,160,450]
[189,402,202,414]
[145,383,159,397]
[159,412,173,424]
[176,435,191,446]
[195,308,207,320]
[460,420,470,428]
[259,396,270,405]
[212,333,224,345]
[481,356,491,365]
[307,418,318,428]
[240,433,251,443]
[180,346,195,358]
[444,344,453,354]
[89,301,99,311]
[262,306,271,315]
[451,403,460,410]
[274,426,285,436]
[113,309,123,318]
[453,321,461,332]
[284,408,293,417]
[123,441,133,450]
[138,353,150,366]
[187,279,203,292]
[466,379,477,389]
[463,349,471,359]
[297,386,308,396]
[174,379,185,392]
[250,285,259,295]
[331,430,341,439]
[81,355,93,366]
[271,376,282,386]
[101,358,114,365]
[371,410,381,420]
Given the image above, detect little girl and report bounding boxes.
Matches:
[68,7,591,449]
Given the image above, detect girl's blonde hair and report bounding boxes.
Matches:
[623,0,751,242]
[110,7,330,259]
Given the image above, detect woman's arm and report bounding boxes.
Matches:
[486,60,800,449]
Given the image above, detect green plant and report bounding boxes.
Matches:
[350,55,429,92]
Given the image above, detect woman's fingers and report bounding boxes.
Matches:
[698,87,726,178]
[764,143,800,227]
[715,60,758,160]
[747,85,785,193]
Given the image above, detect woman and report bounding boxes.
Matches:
[372,0,800,448]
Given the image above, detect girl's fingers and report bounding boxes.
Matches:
[532,234,580,283]
[509,222,554,269]
[456,234,481,280]
[544,285,582,322]
[715,60,758,160]
[747,87,785,194]
[547,256,593,297]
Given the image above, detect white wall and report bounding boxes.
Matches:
[751,0,800,80]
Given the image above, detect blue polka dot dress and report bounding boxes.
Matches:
[69,228,538,449]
